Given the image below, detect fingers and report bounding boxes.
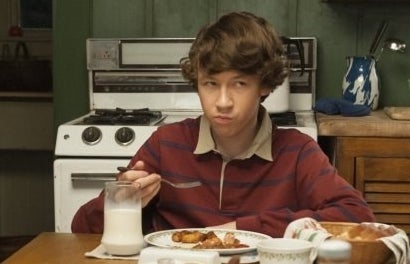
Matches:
[117,160,148,181]
[141,179,161,207]
[116,160,161,207]
[135,173,161,207]
[117,167,149,182]
[130,160,145,170]
[112,184,140,202]
[117,171,161,207]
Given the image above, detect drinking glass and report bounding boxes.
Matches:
[101,181,144,255]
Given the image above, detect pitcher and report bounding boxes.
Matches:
[342,56,379,110]
[101,181,144,255]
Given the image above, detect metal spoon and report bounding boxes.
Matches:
[376,38,406,61]
[384,38,406,53]
[117,166,202,189]
[369,20,389,57]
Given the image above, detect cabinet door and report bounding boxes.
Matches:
[335,137,410,185]
[356,157,410,235]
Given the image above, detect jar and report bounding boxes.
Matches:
[342,56,379,110]
[317,239,352,264]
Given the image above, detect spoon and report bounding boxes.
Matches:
[384,38,406,53]
[376,38,406,61]
[117,166,202,189]
[369,20,389,57]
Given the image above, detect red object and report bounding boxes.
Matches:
[8,25,23,37]
[71,117,376,236]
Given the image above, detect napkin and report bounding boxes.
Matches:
[85,244,139,260]
[372,222,410,264]
[283,217,332,247]
[313,98,371,116]
[139,246,220,264]
[283,217,410,264]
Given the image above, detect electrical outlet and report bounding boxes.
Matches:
[103,49,114,59]
[94,45,116,60]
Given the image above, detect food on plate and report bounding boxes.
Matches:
[171,230,249,249]
[171,230,206,243]
[336,223,397,241]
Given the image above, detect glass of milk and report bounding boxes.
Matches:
[101,181,144,255]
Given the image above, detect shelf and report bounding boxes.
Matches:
[322,0,410,2]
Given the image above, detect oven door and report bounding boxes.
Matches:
[54,158,130,232]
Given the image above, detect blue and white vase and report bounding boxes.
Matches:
[342,56,379,110]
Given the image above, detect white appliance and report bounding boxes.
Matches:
[54,37,317,232]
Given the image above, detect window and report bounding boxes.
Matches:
[5,0,52,40]
[20,0,52,29]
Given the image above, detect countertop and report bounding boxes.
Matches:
[316,109,410,137]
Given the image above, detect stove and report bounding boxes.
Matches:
[53,37,317,232]
[82,108,164,126]
[55,37,317,157]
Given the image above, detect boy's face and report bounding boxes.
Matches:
[197,69,271,140]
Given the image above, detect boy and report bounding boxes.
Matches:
[72,11,375,237]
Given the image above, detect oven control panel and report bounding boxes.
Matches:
[87,38,193,70]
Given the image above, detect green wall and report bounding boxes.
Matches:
[53,0,410,127]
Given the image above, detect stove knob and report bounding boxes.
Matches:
[115,127,135,146]
[82,126,102,145]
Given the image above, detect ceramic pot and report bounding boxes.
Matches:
[342,56,379,110]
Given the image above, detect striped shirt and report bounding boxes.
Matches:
[127,109,375,237]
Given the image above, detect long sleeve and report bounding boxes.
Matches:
[71,191,104,233]
[129,118,375,236]
[234,139,376,237]
[71,117,375,236]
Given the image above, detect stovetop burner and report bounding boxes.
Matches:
[269,111,297,126]
[82,108,163,125]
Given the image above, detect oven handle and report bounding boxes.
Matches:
[71,173,117,182]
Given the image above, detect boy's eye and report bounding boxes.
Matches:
[202,81,217,87]
[235,80,247,87]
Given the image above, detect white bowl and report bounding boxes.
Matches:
[257,238,316,264]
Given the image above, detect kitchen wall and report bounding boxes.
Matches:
[0,0,54,236]
[54,0,410,126]
[0,0,54,151]
[1,0,410,237]
[0,0,54,150]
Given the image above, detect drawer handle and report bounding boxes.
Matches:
[71,173,116,182]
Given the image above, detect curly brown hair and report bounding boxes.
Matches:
[180,11,289,101]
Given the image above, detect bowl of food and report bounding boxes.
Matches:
[319,222,396,264]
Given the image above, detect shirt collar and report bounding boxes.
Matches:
[194,106,273,161]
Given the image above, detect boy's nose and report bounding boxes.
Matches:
[216,87,233,108]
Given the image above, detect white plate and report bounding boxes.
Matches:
[144,228,271,255]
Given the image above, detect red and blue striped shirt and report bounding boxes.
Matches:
[72,110,375,237]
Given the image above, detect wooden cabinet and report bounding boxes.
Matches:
[316,111,410,235]
[333,137,410,235]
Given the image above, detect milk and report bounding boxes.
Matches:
[101,208,144,255]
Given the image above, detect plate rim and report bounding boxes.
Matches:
[144,228,272,254]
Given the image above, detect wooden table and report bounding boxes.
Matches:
[3,232,135,264]
[4,232,399,264]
